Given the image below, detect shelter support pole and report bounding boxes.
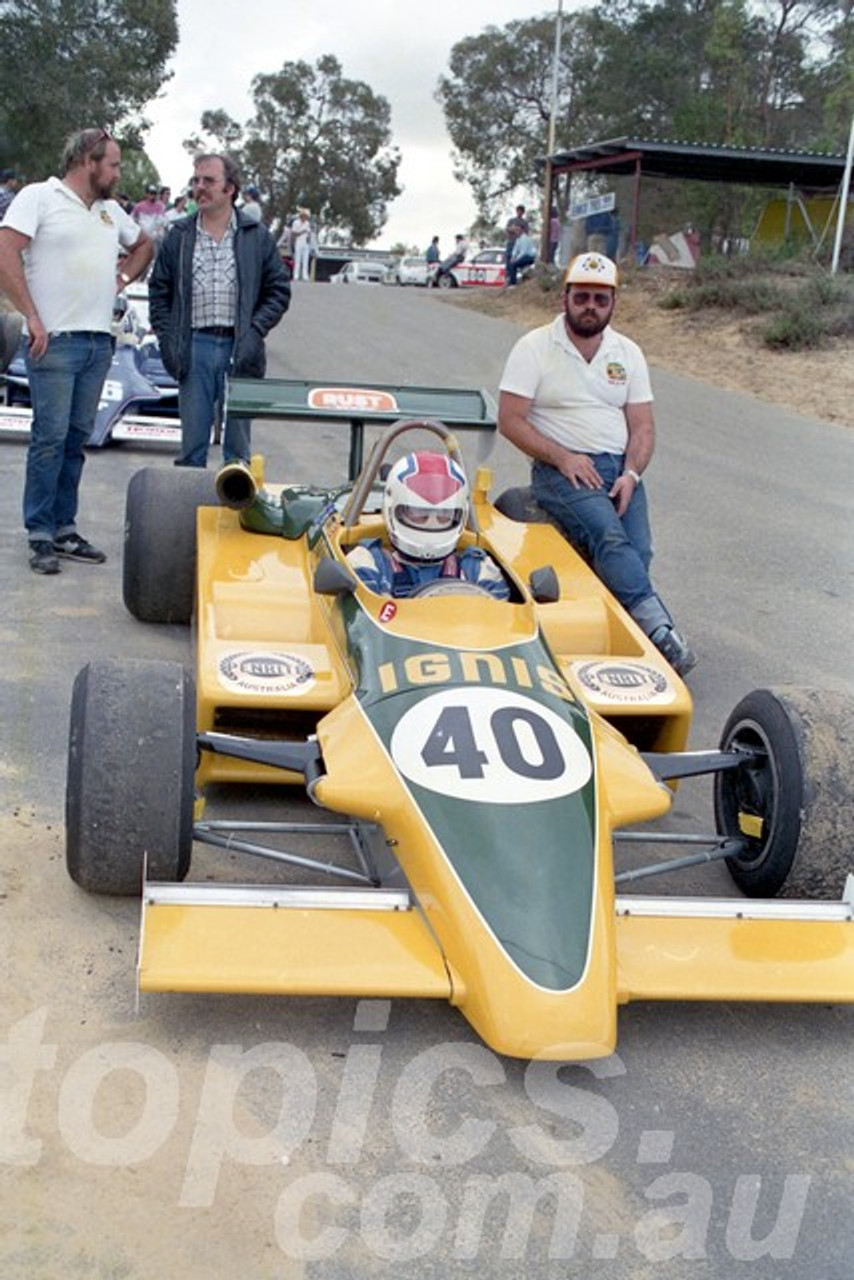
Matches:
[542,159,555,264]
[630,157,642,263]
[831,114,854,275]
[784,182,794,242]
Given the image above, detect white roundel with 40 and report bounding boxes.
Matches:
[389,687,592,805]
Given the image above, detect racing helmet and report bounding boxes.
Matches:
[383,451,469,561]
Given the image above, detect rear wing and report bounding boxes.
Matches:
[224,376,497,479]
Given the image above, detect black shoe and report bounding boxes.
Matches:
[29,540,61,574]
[651,625,697,676]
[53,533,107,564]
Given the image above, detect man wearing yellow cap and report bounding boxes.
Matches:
[497,251,695,675]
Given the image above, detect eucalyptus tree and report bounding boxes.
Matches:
[186,54,401,244]
[0,0,178,178]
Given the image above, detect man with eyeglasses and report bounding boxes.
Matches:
[0,128,153,574]
[497,252,696,675]
[149,153,290,468]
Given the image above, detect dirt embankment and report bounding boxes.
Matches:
[445,271,853,428]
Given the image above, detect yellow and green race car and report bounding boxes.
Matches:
[65,382,854,1060]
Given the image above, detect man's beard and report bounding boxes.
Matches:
[563,303,611,338]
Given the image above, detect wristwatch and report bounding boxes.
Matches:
[626,468,642,484]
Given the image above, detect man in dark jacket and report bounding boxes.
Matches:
[149,153,291,467]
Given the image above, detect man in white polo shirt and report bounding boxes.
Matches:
[498,251,695,676]
[0,128,152,574]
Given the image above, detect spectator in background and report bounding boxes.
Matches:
[584,206,619,260]
[307,216,319,276]
[434,233,468,284]
[504,204,529,277]
[277,221,294,275]
[509,204,528,234]
[506,224,537,285]
[425,235,440,266]
[0,169,19,221]
[241,184,262,223]
[291,207,312,281]
[132,183,167,255]
[165,192,190,224]
[133,183,165,231]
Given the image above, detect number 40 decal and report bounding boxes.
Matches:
[422,704,565,781]
[390,688,592,805]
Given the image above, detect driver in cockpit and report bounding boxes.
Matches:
[345,450,510,599]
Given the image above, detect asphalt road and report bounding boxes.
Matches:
[1,281,852,1279]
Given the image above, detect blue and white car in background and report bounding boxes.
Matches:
[0,282,181,448]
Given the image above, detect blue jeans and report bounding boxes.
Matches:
[24,331,113,541]
[532,454,672,632]
[176,331,250,468]
[507,253,536,284]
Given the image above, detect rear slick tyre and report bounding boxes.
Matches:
[66,658,195,895]
[123,466,219,623]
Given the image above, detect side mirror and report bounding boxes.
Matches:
[529,565,560,604]
[314,556,357,596]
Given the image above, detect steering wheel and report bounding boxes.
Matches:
[409,578,493,599]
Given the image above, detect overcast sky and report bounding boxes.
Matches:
[144,0,569,250]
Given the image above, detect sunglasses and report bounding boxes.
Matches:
[568,290,613,307]
[80,127,113,163]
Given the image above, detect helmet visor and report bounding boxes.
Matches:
[397,503,462,531]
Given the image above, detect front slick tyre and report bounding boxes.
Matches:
[66,658,195,895]
[715,686,854,899]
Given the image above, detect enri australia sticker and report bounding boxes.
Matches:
[218,651,315,696]
[571,660,675,706]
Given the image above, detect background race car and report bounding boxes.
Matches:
[0,282,181,447]
[432,247,507,289]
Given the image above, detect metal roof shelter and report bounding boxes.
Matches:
[543,136,849,257]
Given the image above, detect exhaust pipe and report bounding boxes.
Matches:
[214,457,286,536]
[216,460,257,510]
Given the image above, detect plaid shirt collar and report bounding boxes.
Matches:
[192,211,238,328]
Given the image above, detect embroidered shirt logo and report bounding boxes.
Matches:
[606,361,627,384]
